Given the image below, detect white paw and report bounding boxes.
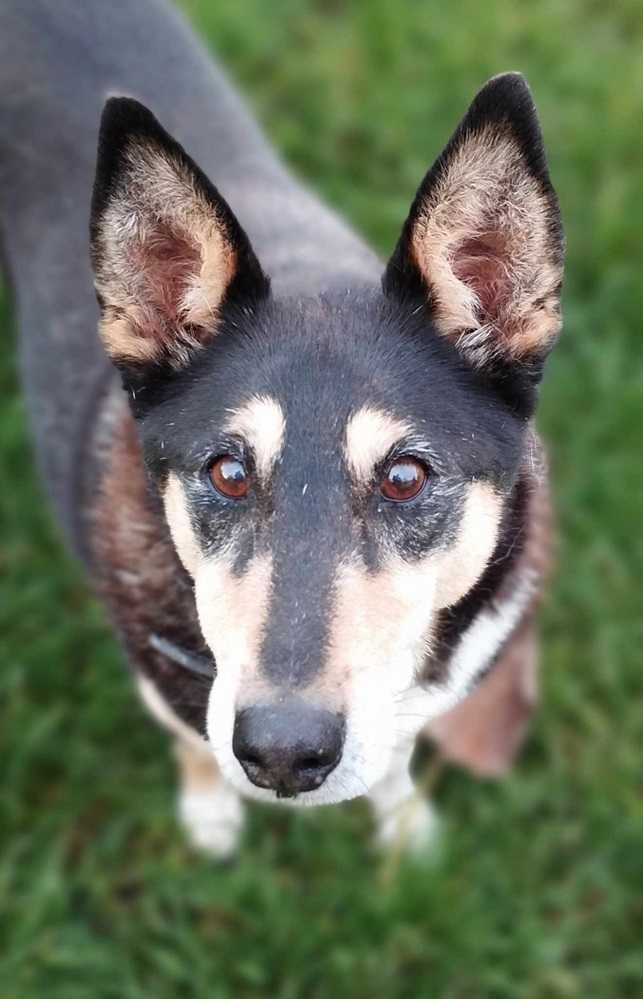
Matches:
[375,794,441,855]
[178,782,244,859]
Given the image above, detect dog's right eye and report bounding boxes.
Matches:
[379,457,428,502]
[208,455,250,500]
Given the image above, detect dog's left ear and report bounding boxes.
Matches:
[384,73,564,375]
[90,97,269,373]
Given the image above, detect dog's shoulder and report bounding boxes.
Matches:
[89,404,211,733]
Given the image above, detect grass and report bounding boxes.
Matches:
[2,0,643,995]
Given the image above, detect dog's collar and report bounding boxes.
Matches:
[149,633,216,678]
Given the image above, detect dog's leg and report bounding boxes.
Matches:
[174,737,245,859]
[368,744,439,854]
[136,673,244,857]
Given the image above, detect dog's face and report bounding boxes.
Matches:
[90,75,563,804]
[132,298,526,803]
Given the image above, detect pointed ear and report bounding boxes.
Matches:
[90,97,269,371]
[383,73,564,374]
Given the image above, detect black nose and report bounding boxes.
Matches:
[232,702,345,798]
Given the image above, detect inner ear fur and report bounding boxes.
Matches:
[90,97,269,370]
[384,73,564,371]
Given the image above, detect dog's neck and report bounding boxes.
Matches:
[428,435,551,684]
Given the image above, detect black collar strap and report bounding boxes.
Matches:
[149,633,216,678]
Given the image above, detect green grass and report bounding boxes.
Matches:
[2,1,643,995]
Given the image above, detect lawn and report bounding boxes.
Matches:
[2,1,642,996]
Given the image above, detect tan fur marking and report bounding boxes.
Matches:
[194,553,273,684]
[100,316,160,363]
[199,552,275,769]
[95,140,237,366]
[162,470,274,683]
[163,473,202,576]
[320,483,500,697]
[137,674,206,752]
[224,395,286,480]
[433,481,503,609]
[411,126,562,362]
[323,556,438,695]
[345,407,412,484]
[174,735,223,793]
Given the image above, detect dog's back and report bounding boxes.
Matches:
[0,0,376,557]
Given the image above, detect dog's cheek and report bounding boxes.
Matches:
[194,553,274,767]
[326,559,438,679]
[194,553,273,675]
[320,485,500,787]
[319,556,440,788]
[163,472,203,576]
[433,481,503,609]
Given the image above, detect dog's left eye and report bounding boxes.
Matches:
[380,457,428,502]
[208,455,250,500]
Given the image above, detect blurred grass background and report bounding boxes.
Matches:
[2,0,642,996]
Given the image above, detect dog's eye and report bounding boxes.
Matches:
[208,455,250,500]
[380,457,428,502]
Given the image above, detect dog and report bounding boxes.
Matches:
[0,0,562,857]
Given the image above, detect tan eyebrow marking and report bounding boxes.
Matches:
[344,406,412,484]
[224,394,286,479]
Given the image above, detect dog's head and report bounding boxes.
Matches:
[90,74,563,804]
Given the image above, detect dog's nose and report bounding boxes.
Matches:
[232,702,345,798]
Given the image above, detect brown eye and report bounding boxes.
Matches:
[380,457,428,502]
[209,455,250,500]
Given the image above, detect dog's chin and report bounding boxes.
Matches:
[207,696,397,807]
[213,746,390,808]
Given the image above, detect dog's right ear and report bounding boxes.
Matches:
[90,97,269,374]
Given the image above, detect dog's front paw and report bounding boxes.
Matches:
[178,781,244,859]
[374,794,440,855]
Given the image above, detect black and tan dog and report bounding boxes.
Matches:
[1,0,561,855]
